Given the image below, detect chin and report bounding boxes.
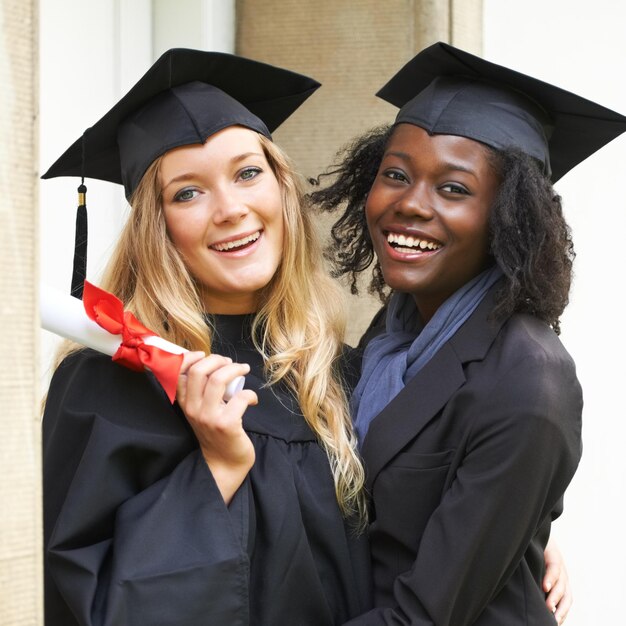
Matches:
[380,269,424,295]
[233,275,276,297]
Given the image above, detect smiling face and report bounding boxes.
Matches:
[160,126,284,314]
[366,123,500,322]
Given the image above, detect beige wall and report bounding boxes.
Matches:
[236,0,481,345]
[0,0,41,624]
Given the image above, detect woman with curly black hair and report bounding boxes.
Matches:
[312,42,626,626]
[315,128,574,334]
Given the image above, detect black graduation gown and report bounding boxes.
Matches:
[43,314,371,626]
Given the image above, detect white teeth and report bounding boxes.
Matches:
[212,231,260,251]
[386,232,441,251]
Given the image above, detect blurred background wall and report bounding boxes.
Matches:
[2,0,623,623]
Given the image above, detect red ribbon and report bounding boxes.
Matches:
[83,281,183,403]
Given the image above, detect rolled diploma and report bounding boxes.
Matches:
[40,284,245,400]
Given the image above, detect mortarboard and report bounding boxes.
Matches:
[376,41,626,182]
[43,48,320,197]
[42,48,320,297]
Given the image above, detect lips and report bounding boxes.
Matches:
[210,230,261,252]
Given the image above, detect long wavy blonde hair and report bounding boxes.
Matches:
[76,133,366,521]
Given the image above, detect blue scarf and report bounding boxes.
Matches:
[352,266,503,444]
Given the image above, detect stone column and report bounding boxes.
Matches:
[0,0,42,623]
[236,0,482,344]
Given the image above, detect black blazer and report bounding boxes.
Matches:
[346,289,582,625]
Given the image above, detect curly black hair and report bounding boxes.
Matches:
[309,125,394,298]
[309,125,575,334]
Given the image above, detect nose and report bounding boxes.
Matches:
[211,186,249,224]
[395,183,434,220]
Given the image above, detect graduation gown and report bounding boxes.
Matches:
[345,288,582,625]
[43,314,371,626]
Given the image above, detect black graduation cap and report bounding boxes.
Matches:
[43,48,321,197]
[376,41,626,182]
[42,48,320,297]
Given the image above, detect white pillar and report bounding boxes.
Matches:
[39,0,152,381]
[152,0,235,56]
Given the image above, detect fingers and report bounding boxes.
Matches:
[554,592,572,624]
[543,559,561,594]
[228,389,259,411]
[542,539,571,624]
[545,569,564,609]
[177,353,254,422]
[184,356,233,410]
[547,573,572,624]
[177,351,210,406]
[179,350,208,375]
[193,362,251,411]
[177,353,237,408]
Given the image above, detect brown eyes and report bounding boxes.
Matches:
[382,170,470,196]
[440,183,469,195]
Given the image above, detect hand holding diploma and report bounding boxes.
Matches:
[176,351,258,503]
[40,280,245,402]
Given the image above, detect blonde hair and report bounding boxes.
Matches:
[66,133,366,521]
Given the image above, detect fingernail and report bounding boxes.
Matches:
[545,581,552,592]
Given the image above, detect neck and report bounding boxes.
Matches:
[202,291,259,315]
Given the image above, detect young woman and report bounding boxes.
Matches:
[312,42,626,625]
[42,49,370,626]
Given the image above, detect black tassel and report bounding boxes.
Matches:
[70,181,88,299]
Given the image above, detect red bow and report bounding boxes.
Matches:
[82,281,183,402]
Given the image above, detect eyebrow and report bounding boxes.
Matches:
[383,150,479,179]
[162,151,265,190]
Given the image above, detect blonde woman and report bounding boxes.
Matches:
[42,49,369,626]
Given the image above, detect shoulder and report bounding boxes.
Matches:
[466,312,582,443]
[43,350,195,514]
[45,348,186,436]
[495,313,578,381]
[453,304,580,405]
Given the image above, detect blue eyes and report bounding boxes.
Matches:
[239,167,261,181]
[174,188,198,202]
[172,167,263,202]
